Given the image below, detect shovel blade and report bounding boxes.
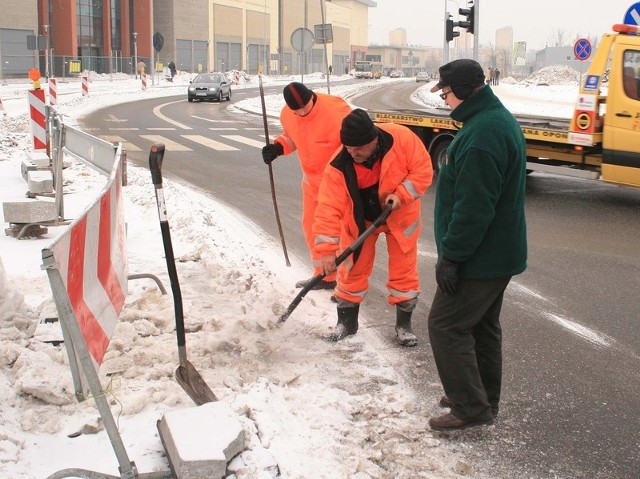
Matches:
[176,361,217,405]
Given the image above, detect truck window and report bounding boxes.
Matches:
[622,51,640,100]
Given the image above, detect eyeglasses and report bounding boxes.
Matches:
[440,90,453,100]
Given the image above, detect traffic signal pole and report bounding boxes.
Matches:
[443,9,449,64]
[473,0,479,60]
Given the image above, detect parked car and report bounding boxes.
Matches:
[416,71,430,82]
[389,69,404,78]
[187,72,232,102]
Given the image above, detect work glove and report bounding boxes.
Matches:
[435,257,459,295]
[262,143,284,164]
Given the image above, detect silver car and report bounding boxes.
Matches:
[416,71,430,82]
[187,73,232,102]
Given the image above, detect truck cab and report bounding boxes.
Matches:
[569,24,640,187]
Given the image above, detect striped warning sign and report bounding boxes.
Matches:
[28,89,47,150]
[82,74,89,96]
[44,160,128,367]
[49,77,58,105]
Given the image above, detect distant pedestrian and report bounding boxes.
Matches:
[168,60,177,80]
[427,59,527,431]
[486,67,493,85]
[494,68,501,86]
[328,64,333,76]
[137,61,146,79]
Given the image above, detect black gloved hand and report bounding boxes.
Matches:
[262,143,284,164]
[435,257,459,295]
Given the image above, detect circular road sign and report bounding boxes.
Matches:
[574,38,592,61]
[624,2,640,25]
[291,28,314,53]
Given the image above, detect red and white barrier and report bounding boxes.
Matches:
[49,77,58,105]
[28,89,47,150]
[44,159,128,368]
[82,74,89,96]
[141,72,147,91]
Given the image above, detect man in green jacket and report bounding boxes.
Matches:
[427,59,528,431]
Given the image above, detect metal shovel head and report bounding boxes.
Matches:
[175,360,217,406]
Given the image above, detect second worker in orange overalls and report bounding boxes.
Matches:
[313,109,434,346]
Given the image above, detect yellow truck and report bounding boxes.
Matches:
[370,24,640,188]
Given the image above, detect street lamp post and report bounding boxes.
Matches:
[43,25,50,79]
[132,32,138,78]
[408,50,413,77]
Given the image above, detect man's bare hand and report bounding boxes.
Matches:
[320,254,337,275]
[385,194,401,210]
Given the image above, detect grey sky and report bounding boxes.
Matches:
[368,0,638,50]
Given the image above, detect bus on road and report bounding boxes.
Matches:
[354,61,383,79]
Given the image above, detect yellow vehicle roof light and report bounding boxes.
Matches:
[612,23,640,34]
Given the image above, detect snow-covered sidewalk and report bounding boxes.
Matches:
[0,72,487,479]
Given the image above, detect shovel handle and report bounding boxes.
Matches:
[277,202,393,324]
[149,143,165,186]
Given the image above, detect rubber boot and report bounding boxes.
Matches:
[326,304,360,341]
[395,307,417,347]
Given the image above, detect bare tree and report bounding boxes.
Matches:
[548,28,569,47]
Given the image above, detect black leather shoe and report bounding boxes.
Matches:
[428,412,494,431]
[439,396,455,408]
[295,278,337,290]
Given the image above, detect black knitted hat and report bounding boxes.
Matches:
[283,82,313,109]
[340,109,378,147]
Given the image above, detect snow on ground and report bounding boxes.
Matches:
[0,68,581,479]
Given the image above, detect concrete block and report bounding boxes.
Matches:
[21,158,36,181]
[28,151,51,168]
[3,200,57,224]
[158,402,245,479]
[27,170,54,194]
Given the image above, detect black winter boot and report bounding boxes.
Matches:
[396,307,417,347]
[326,304,360,341]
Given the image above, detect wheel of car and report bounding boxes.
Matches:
[227,90,232,101]
[188,97,193,102]
[217,91,223,102]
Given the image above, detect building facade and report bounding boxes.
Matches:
[0,0,377,79]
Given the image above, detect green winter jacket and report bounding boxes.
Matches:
[434,85,527,278]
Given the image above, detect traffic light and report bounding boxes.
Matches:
[446,18,460,42]
[458,4,475,35]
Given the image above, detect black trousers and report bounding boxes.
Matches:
[428,276,512,421]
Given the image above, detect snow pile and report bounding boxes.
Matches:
[412,65,578,118]
[521,65,581,86]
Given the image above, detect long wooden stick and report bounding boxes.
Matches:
[259,71,291,267]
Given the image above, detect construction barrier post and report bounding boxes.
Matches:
[81,73,89,97]
[141,72,147,91]
[28,89,47,151]
[49,77,58,105]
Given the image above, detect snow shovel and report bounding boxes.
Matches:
[149,143,217,406]
[277,202,393,324]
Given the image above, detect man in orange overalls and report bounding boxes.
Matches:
[313,109,433,346]
[262,82,352,291]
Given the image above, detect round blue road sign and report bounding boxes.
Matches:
[574,38,592,61]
